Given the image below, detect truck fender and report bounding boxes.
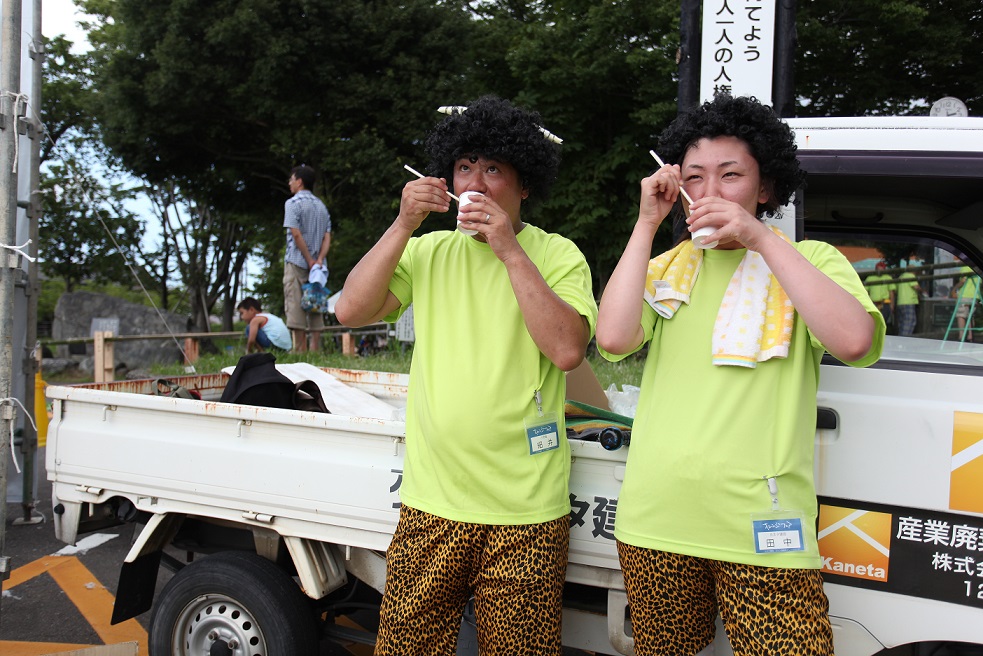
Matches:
[51,498,82,546]
[339,545,388,593]
[112,513,186,624]
[282,536,349,599]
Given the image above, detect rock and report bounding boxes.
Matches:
[52,291,188,370]
[41,358,78,377]
[125,369,153,380]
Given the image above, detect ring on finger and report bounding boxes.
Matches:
[485,213,491,223]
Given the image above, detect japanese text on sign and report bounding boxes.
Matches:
[820,497,983,611]
[700,0,775,105]
[897,515,983,598]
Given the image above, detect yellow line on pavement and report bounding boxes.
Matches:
[2,555,148,654]
[2,555,63,589]
[45,556,148,651]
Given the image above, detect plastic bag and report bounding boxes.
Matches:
[308,263,328,287]
[605,383,640,418]
[301,282,331,313]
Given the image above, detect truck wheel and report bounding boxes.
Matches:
[149,551,318,656]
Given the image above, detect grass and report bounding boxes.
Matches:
[50,340,647,391]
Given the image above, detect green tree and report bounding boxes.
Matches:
[41,36,150,293]
[82,0,476,297]
[66,0,983,303]
[40,147,145,292]
[465,0,683,288]
[144,181,257,331]
[796,0,983,116]
[40,36,95,163]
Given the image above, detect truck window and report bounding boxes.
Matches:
[808,229,983,368]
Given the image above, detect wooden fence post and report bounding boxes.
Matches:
[183,337,200,365]
[93,331,115,383]
[342,332,355,356]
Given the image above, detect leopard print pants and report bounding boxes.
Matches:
[618,541,834,656]
[375,505,569,656]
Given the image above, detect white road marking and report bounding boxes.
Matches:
[52,532,119,555]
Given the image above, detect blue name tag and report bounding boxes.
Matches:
[752,516,805,554]
[526,418,560,455]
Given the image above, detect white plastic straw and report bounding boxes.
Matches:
[649,150,695,206]
[403,164,460,202]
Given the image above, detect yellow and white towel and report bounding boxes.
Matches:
[643,227,795,368]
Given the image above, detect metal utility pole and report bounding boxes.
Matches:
[672,0,702,243]
[0,0,25,622]
[13,0,43,528]
[678,0,702,114]
[773,0,797,117]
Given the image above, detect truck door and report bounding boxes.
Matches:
[798,141,983,652]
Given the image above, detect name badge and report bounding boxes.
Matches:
[525,412,560,455]
[751,512,805,554]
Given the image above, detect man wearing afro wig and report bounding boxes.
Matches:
[336,95,597,654]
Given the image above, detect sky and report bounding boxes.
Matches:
[37,0,262,295]
[42,0,90,48]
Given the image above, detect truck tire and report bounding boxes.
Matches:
[148,550,318,656]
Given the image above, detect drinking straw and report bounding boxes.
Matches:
[649,150,695,206]
[403,164,460,202]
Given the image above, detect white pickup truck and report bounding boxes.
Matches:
[46,115,983,656]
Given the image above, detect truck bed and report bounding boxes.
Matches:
[45,368,625,585]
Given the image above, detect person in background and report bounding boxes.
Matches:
[237,297,292,353]
[896,257,923,337]
[335,95,596,655]
[865,260,896,332]
[952,264,980,342]
[595,95,884,656]
[283,164,332,353]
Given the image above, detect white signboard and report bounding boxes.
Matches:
[701,0,776,105]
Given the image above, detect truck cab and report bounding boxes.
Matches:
[788,116,983,655]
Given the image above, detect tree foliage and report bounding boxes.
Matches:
[83,0,477,290]
[143,180,267,331]
[40,36,95,163]
[39,146,145,292]
[47,0,983,312]
[796,0,983,116]
[470,0,684,285]
[40,35,150,292]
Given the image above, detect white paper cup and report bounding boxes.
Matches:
[692,226,718,249]
[456,191,483,235]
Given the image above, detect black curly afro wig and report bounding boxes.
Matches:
[657,95,805,218]
[424,95,562,207]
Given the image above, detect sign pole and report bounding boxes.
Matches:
[0,0,25,623]
[773,0,797,117]
[678,0,702,114]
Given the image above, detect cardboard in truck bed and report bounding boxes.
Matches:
[45,643,139,656]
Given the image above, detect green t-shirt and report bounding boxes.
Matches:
[865,273,895,303]
[601,241,884,569]
[386,226,597,525]
[896,271,920,306]
[957,265,979,302]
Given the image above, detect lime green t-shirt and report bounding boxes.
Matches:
[896,271,920,306]
[601,241,884,569]
[957,266,979,301]
[386,226,597,525]
[865,273,895,303]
